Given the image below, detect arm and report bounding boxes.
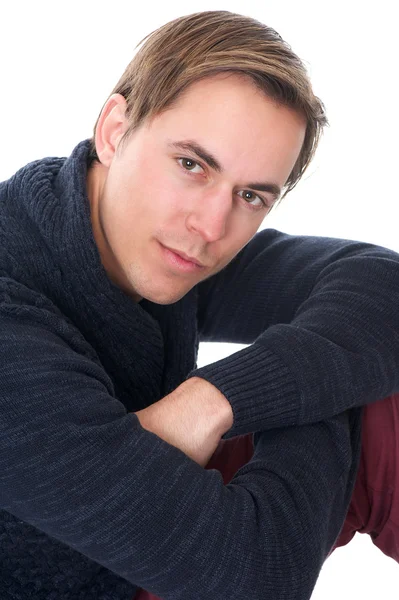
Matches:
[0,299,357,600]
[189,228,399,437]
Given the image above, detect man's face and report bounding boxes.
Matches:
[90,74,306,304]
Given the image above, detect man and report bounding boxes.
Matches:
[0,10,398,600]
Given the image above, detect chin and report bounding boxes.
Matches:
[145,293,187,305]
[124,262,197,304]
[137,283,190,306]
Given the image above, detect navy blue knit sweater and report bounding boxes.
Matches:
[1,140,399,599]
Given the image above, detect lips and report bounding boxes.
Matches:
[159,243,206,274]
[163,246,204,267]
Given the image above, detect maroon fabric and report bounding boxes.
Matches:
[134,394,399,599]
[331,393,399,561]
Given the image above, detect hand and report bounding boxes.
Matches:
[134,377,233,467]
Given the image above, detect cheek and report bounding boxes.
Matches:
[228,212,263,247]
[108,170,180,238]
[212,226,257,275]
[135,156,180,207]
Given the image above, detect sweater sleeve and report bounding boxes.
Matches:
[0,297,356,600]
[189,228,399,438]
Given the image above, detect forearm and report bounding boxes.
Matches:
[135,377,233,466]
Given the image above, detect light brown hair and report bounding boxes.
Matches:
[89,10,327,198]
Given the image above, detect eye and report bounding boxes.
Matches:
[237,190,267,209]
[177,157,204,174]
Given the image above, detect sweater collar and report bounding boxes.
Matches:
[13,139,199,406]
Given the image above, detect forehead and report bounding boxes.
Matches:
[149,74,306,184]
[161,73,277,129]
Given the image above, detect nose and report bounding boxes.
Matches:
[185,187,232,242]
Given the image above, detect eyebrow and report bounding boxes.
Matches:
[167,139,282,201]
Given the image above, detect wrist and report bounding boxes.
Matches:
[186,376,234,435]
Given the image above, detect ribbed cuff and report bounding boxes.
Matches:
[186,343,299,439]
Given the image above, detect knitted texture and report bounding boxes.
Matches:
[1,140,399,599]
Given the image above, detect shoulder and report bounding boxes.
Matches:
[0,277,100,364]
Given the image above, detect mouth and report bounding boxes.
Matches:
[159,243,206,273]
[165,247,204,266]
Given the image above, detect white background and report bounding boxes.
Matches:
[1,0,397,597]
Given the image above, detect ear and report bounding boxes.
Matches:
[94,94,129,167]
